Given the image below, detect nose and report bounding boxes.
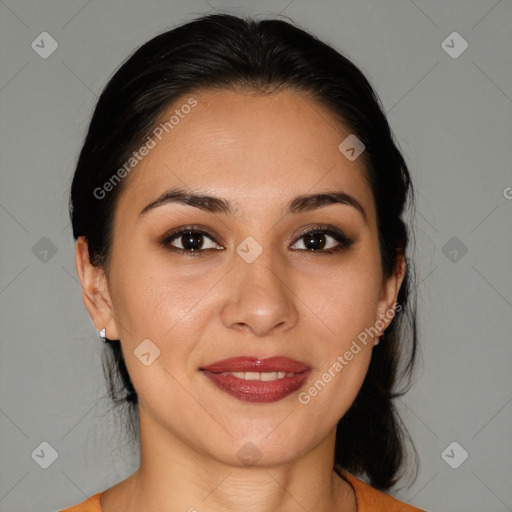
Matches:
[220,250,299,338]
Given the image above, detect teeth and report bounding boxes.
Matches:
[223,371,295,380]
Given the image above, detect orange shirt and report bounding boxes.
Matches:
[59,469,426,511]
[340,469,426,511]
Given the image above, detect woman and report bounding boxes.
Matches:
[61,13,425,512]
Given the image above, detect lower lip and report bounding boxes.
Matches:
[202,371,311,403]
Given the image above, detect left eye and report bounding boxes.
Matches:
[291,231,341,251]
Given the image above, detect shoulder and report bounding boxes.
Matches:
[58,491,104,512]
[340,469,427,512]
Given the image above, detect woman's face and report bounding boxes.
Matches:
[78,88,404,467]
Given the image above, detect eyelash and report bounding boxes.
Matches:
[161,224,355,257]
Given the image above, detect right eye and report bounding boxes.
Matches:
[162,228,224,254]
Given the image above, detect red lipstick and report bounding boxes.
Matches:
[201,356,311,403]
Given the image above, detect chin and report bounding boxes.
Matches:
[203,432,312,469]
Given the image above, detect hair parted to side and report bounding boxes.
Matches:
[69,13,419,491]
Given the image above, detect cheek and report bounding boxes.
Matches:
[109,251,215,386]
[306,255,383,340]
[296,252,382,405]
[298,288,376,427]
[110,241,199,333]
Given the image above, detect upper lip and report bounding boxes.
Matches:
[201,356,310,373]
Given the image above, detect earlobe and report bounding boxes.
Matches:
[74,236,120,340]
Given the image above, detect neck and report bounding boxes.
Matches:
[107,406,356,512]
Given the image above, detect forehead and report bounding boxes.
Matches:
[116,88,375,223]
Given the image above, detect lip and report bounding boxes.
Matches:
[202,356,310,373]
[200,356,311,403]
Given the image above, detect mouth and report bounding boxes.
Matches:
[200,356,311,403]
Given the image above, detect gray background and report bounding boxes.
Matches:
[0,1,511,511]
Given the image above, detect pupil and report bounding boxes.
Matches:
[182,232,202,250]
[305,233,326,250]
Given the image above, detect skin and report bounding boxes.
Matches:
[76,88,406,512]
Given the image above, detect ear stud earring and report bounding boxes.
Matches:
[374,328,385,346]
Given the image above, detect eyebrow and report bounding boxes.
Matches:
[139,187,367,224]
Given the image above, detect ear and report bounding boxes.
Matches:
[375,251,407,338]
[75,236,120,340]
